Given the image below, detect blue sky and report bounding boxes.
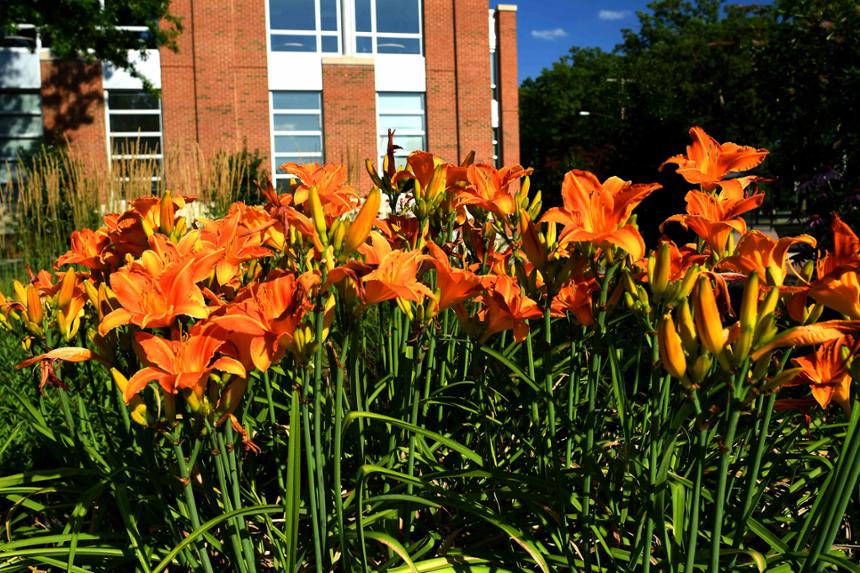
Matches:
[499,1,763,84]
[496,0,647,83]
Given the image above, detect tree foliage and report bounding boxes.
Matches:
[520,0,860,236]
[0,0,181,82]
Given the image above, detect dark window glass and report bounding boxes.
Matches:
[273,92,320,110]
[273,113,320,131]
[321,0,338,31]
[321,35,339,53]
[109,92,159,110]
[109,114,161,133]
[356,36,372,53]
[270,34,317,52]
[355,0,372,32]
[0,94,40,114]
[0,138,39,160]
[377,37,420,54]
[0,116,42,135]
[376,0,419,33]
[269,0,316,30]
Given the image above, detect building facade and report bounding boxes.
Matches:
[0,1,519,192]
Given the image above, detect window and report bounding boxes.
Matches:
[0,91,43,187]
[355,0,422,54]
[105,90,163,194]
[377,93,425,169]
[269,0,341,53]
[271,91,323,190]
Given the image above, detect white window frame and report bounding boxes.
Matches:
[355,0,423,55]
[269,91,324,188]
[268,0,342,54]
[104,89,164,184]
[376,92,425,170]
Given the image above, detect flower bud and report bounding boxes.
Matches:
[735,271,759,360]
[677,302,698,356]
[57,268,76,309]
[652,242,671,297]
[693,275,727,355]
[659,314,687,379]
[343,187,381,255]
[690,353,712,385]
[308,186,328,244]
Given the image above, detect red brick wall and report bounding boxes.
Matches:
[321,58,377,192]
[160,0,270,161]
[159,0,199,152]
[496,7,520,166]
[454,0,493,164]
[40,60,107,165]
[423,0,460,163]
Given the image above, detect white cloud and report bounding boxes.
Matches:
[598,9,631,21]
[530,28,568,41]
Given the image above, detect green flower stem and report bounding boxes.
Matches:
[311,306,328,563]
[333,335,350,570]
[300,366,323,573]
[684,391,706,573]
[172,429,214,573]
[709,400,741,573]
[209,428,249,573]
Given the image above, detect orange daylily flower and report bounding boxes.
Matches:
[453,163,532,219]
[17,347,95,393]
[478,274,541,342]
[99,239,220,335]
[721,231,816,286]
[124,323,245,403]
[809,271,860,320]
[362,240,432,305]
[662,186,765,255]
[751,319,860,360]
[817,213,860,279]
[55,228,111,271]
[426,242,483,312]
[541,170,660,261]
[551,277,597,326]
[282,162,358,218]
[199,203,273,285]
[210,273,311,372]
[660,126,768,191]
[790,338,855,410]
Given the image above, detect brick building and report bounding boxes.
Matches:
[0,1,519,192]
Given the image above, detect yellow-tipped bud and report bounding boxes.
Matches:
[757,287,780,330]
[693,276,727,355]
[518,210,547,270]
[690,353,712,385]
[308,186,327,243]
[659,314,687,379]
[652,242,671,297]
[735,272,760,361]
[160,191,174,234]
[57,268,76,309]
[677,302,697,355]
[677,264,699,300]
[343,188,380,255]
[26,285,42,325]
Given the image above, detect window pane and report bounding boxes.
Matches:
[0,137,39,159]
[109,113,161,133]
[109,92,159,110]
[321,35,339,53]
[273,113,320,131]
[321,0,338,30]
[378,114,423,132]
[378,93,424,112]
[269,0,316,30]
[0,94,41,114]
[275,135,322,154]
[270,34,317,52]
[380,135,424,152]
[377,37,421,54]
[356,36,372,53]
[376,0,419,33]
[0,116,42,135]
[273,92,320,110]
[111,136,162,154]
[355,0,372,32]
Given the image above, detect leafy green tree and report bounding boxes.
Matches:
[0,0,181,83]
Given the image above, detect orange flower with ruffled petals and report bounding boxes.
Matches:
[551,278,598,326]
[809,271,860,320]
[541,170,660,261]
[426,242,483,312]
[790,338,855,410]
[817,214,860,279]
[722,231,816,286]
[124,323,245,403]
[661,126,768,190]
[282,162,358,218]
[479,274,541,342]
[362,240,432,305]
[454,163,532,219]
